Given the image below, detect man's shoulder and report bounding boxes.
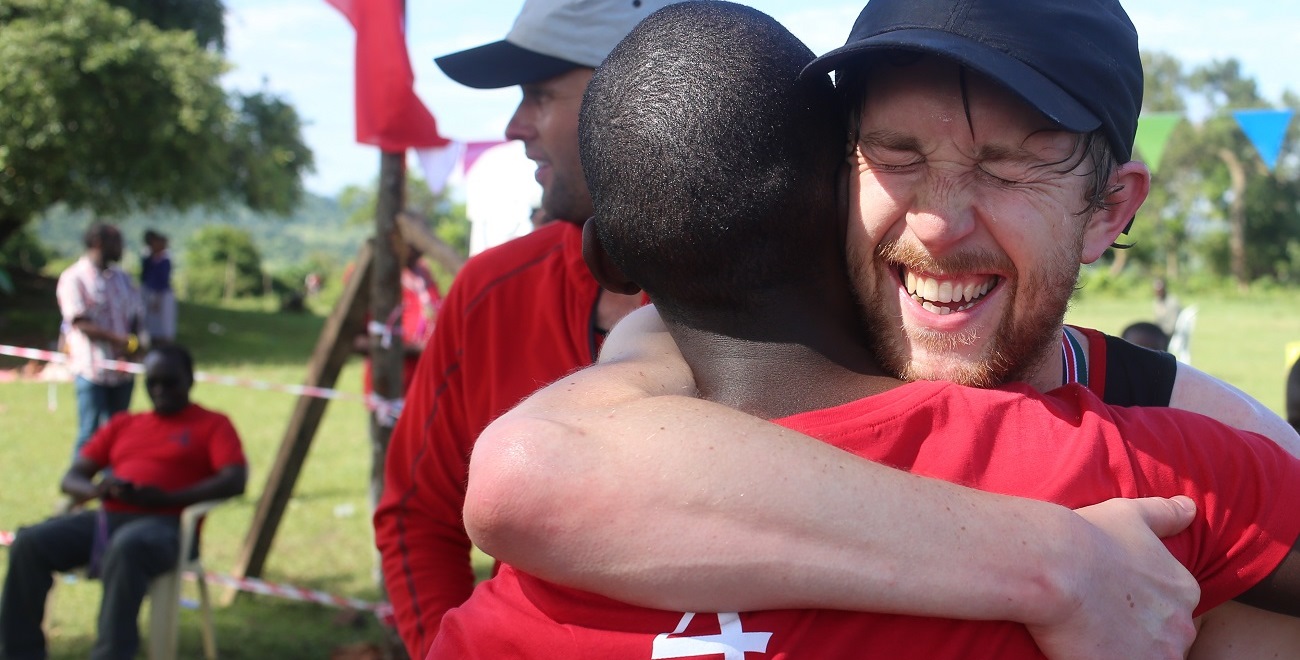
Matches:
[458,222,580,278]
[57,257,91,284]
[449,222,587,301]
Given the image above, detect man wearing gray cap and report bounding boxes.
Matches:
[464,0,1300,656]
[372,1,677,656]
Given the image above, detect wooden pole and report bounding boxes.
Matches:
[397,210,465,275]
[369,151,406,587]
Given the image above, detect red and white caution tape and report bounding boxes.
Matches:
[0,344,360,403]
[198,571,387,614]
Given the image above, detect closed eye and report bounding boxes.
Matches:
[860,147,922,173]
[978,166,1025,187]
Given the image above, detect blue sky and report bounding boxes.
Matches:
[221,0,1300,197]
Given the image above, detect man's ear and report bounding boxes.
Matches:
[582,218,641,295]
[1081,160,1151,264]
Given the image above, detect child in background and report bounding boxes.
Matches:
[139,229,175,344]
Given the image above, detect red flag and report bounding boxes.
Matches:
[325,0,448,151]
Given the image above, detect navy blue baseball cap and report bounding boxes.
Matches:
[804,0,1143,162]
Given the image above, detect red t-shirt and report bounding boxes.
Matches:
[428,380,1300,659]
[81,404,247,516]
[374,221,645,659]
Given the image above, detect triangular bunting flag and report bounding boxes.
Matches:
[1134,113,1181,174]
[416,141,467,196]
[1232,109,1294,172]
[464,141,510,175]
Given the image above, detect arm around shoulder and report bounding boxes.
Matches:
[468,360,1201,660]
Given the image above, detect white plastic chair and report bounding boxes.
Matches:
[147,498,228,660]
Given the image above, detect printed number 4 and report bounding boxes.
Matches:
[651,612,773,659]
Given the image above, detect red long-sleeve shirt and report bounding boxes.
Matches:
[374,221,626,659]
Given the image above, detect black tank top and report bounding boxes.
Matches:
[1101,333,1178,407]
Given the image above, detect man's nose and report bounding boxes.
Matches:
[504,102,534,142]
[906,173,977,250]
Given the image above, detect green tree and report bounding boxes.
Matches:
[1117,52,1300,287]
[105,0,225,50]
[0,0,313,252]
[182,225,265,303]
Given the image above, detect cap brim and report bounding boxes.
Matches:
[436,40,582,90]
[803,29,1100,134]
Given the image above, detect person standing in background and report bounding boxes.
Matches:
[1153,277,1181,337]
[139,229,175,344]
[354,247,442,399]
[57,223,141,463]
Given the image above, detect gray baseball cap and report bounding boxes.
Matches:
[436,0,684,89]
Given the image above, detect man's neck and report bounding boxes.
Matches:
[596,289,643,334]
[1017,325,1081,394]
[670,293,900,420]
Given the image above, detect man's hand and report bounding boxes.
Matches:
[1027,496,1200,660]
[115,485,175,509]
[98,476,134,501]
[103,479,175,509]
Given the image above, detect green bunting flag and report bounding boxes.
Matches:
[1134,113,1182,174]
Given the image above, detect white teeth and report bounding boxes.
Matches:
[937,281,953,303]
[905,271,997,313]
[921,277,939,302]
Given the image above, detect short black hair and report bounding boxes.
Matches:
[83,222,119,249]
[579,0,844,326]
[1120,321,1169,352]
[147,343,195,381]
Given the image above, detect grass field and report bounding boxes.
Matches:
[0,298,494,659]
[0,279,1296,658]
[1066,286,1300,415]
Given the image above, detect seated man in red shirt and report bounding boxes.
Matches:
[429,4,1300,657]
[0,344,248,660]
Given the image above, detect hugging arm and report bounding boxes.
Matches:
[466,305,1200,659]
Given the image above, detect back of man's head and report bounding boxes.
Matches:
[1120,321,1169,352]
[83,222,116,249]
[580,1,843,325]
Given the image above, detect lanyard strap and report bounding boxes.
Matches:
[1059,328,1089,388]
